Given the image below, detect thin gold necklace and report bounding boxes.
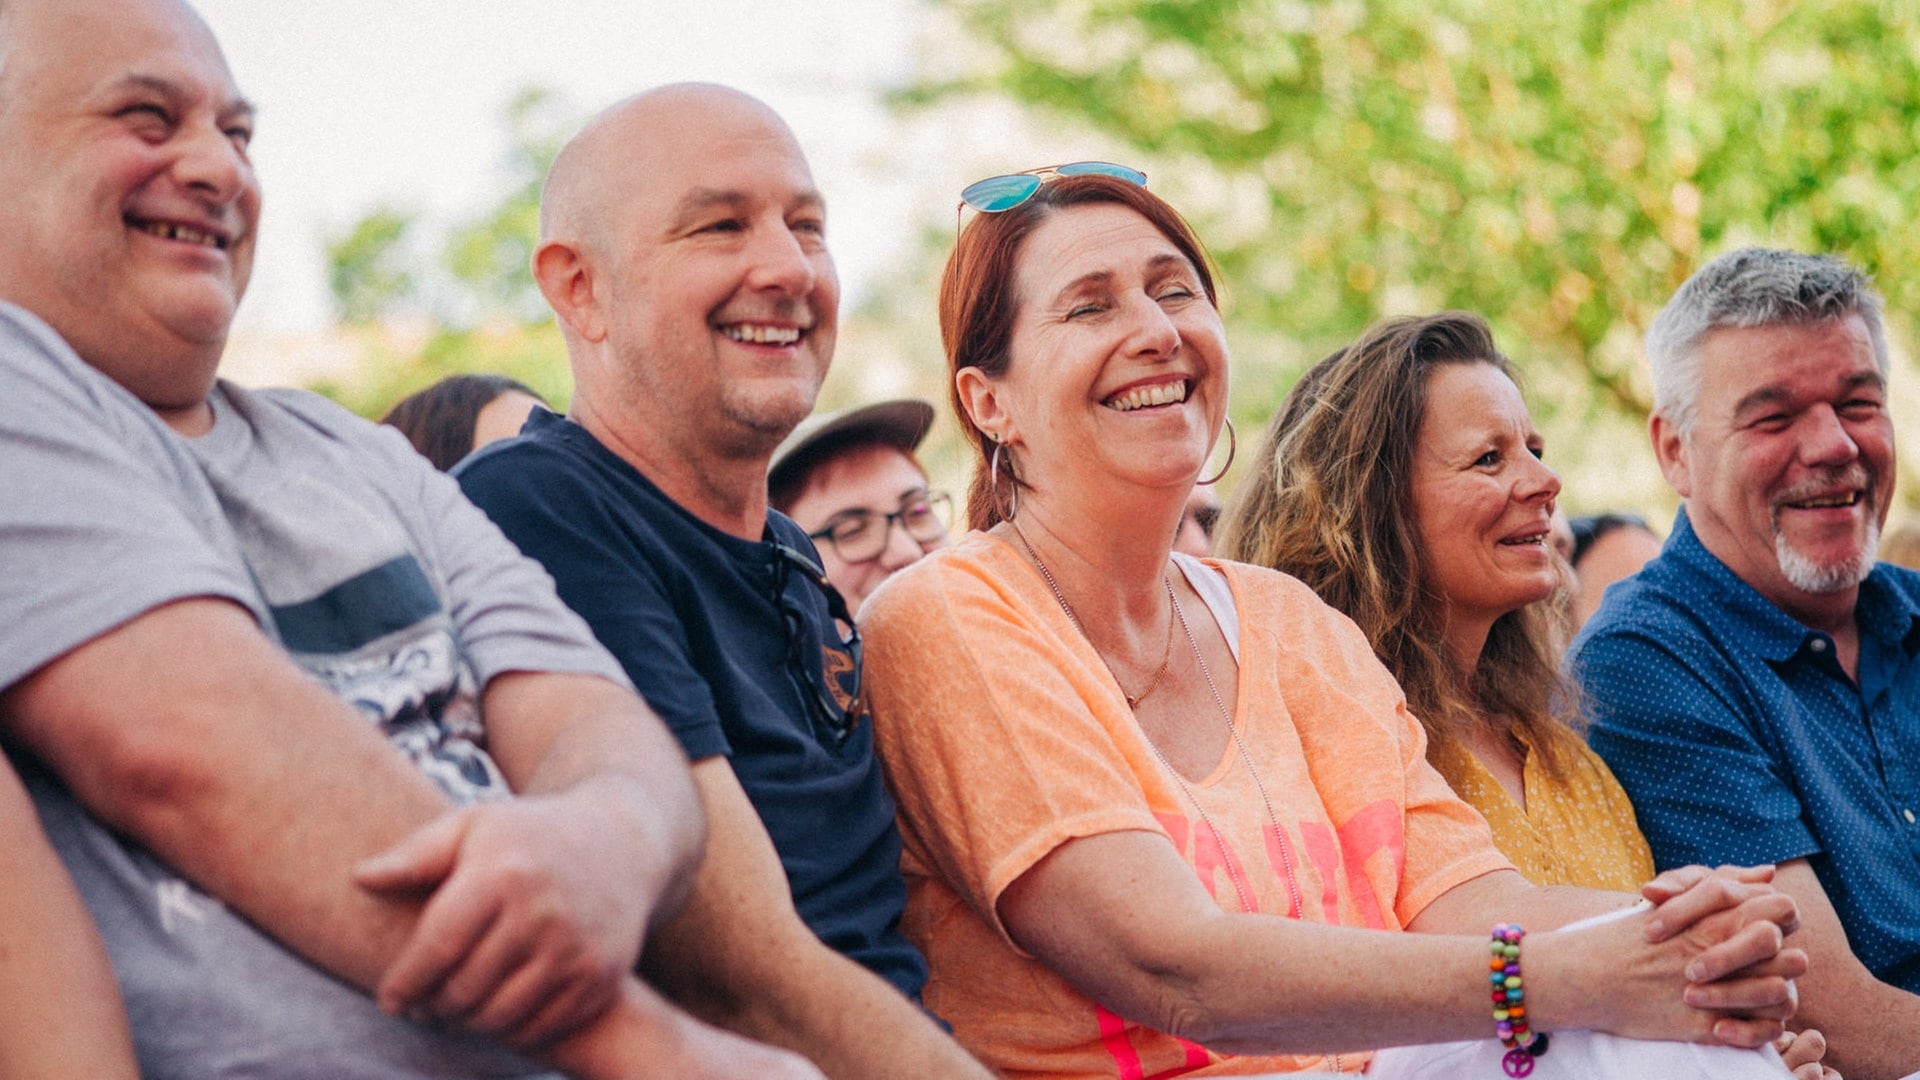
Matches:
[1008,521,1174,708]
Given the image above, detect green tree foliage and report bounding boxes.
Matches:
[904,0,1920,508]
[317,88,577,419]
[325,207,417,326]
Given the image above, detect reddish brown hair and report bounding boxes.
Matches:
[938,173,1218,530]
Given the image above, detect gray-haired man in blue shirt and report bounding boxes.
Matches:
[1575,247,1920,1079]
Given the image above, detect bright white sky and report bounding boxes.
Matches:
[193,0,989,337]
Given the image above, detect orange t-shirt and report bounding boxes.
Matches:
[861,535,1513,1079]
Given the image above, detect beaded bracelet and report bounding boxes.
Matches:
[1489,923,1549,1077]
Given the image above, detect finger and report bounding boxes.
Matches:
[1648,874,1763,942]
[1711,1015,1788,1049]
[1776,1027,1827,1070]
[1686,920,1793,984]
[355,809,473,893]
[1642,864,1713,905]
[1684,974,1797,1016]
[492,963,619,1050]
[418,914,538,1026]
[376,880,502,1016]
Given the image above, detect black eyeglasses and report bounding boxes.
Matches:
[807,491,952,565]
[769,542,863,745]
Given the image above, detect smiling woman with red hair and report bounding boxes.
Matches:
[857,171,1805,1078]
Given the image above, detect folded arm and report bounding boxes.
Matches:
[0,598,812,1079]
[998,830,1799,1056]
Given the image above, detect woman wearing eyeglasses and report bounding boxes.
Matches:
[770,399,953,615]
[857,167,1805,1078]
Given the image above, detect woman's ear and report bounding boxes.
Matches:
[956,367,1013,444]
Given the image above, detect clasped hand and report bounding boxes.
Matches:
[354,784,659,1049]
[1557,864,1806,1047]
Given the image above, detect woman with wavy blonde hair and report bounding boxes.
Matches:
[1220,312,1644,889]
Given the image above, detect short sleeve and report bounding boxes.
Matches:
[343,423,630,692]
[1391,699,1518,921]
[458,441,727,760]
[1577,624,1817,869]
[0,306,253,691]
[861,549,1171,946]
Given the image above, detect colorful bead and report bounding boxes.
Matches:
[1488,923,1548,1075]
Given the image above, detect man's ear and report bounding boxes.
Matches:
[955,367,1014,445]
[533,239,607,344]
[1649,410,1693,499]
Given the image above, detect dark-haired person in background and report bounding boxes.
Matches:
[1567,513,1664,629]
[380,374,548,471]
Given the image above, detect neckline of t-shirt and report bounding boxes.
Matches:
[544,409,797,565]
[974,531,1253,789]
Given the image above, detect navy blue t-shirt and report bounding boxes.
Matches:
[456,408,926,1000]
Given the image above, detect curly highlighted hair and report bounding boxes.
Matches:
[1217,312,1584,777]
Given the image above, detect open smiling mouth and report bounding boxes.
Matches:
[721,323,803,346]
[130,217,229,250]
[1783,491,1862,511]
[1499,530,1548,548]
[1104,380,1190,412]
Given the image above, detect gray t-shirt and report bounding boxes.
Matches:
[0,303,627,1079]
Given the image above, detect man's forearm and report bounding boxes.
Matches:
[2,599,455,994]
[640,759,990,1080]
[481,671,705,925]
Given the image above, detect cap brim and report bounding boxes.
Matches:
[768,398,936,486]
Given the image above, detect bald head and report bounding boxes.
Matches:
[0,0,257,432]
[541,83,804,252]
[529,81,839,498]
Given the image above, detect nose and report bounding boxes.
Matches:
[172,119,254,209]
[1517,453,1561,505]
[1123,291,1181,360]
[745,220,820,297]
[875,514,926,572]
[1799,404,1861,468]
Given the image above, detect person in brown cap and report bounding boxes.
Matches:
[770,398,952,614]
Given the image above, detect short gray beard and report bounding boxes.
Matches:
[1775,515,1879,594]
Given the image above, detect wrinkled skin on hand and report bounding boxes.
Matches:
[355,785,661,1048]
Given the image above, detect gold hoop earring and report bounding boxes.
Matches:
[1197,418,1236,487]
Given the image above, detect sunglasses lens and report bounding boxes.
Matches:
[961,173,1043,213]
[1055,161,1148,186]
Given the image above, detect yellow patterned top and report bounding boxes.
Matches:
[1429,727,1655,892]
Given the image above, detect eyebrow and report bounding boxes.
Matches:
[668,186,825,231]
[1050,253,1194,303]
[108,73,256,122]
[1730,370,1885,419]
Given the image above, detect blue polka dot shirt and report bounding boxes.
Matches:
[1572,508,1920,992]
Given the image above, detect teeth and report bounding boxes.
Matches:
[1106,381,1188,412]
[723,324,802,345]
[137,221,224,249]
[1791,493,1858,509]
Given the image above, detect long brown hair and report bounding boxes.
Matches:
[1217,312,1582,776]
[938,173,1218,531]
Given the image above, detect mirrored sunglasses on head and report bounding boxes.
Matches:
[957,161,1148,221]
